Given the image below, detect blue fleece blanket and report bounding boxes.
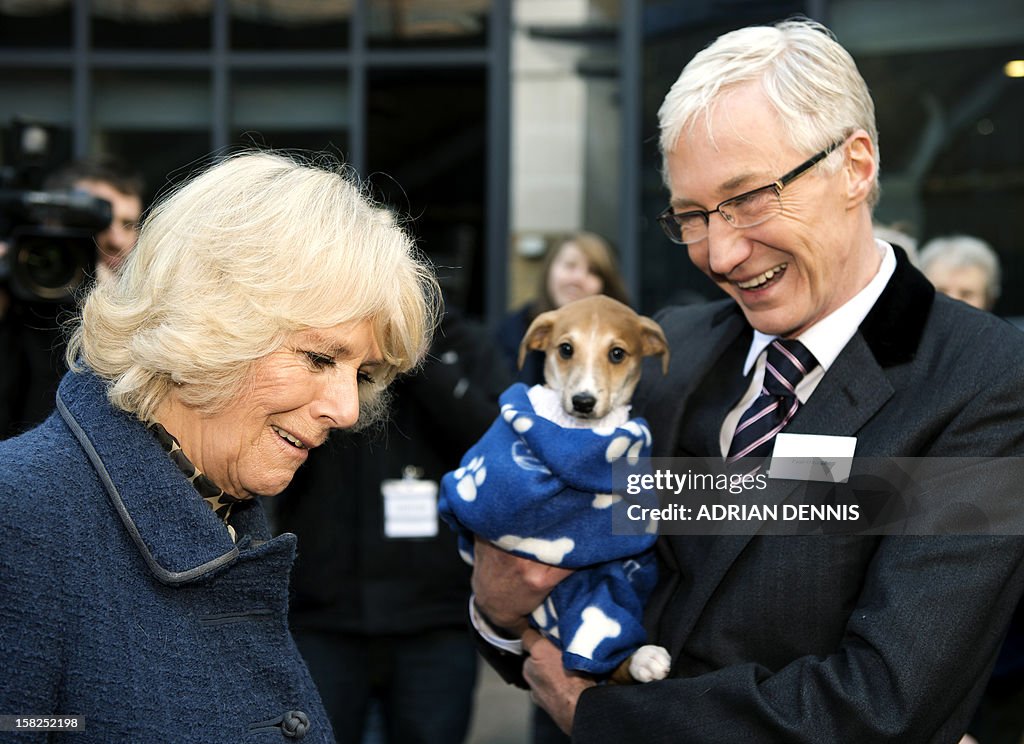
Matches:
[439,383,659,676]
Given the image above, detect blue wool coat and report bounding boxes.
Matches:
[0,371,334,743]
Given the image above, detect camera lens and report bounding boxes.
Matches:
[19,236,80,286]
[9,228,94,302]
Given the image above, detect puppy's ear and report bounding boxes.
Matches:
[639,316,670,375]
[518,311,556,370]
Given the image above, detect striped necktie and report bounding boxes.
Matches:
[727,339,818,467]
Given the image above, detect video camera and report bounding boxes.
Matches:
[0,120,111,304]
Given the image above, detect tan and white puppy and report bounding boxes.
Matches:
[519,295,670,423]
[517,294,672,684]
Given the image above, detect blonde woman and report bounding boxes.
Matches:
[0,152,439,743]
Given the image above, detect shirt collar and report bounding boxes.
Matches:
[743,239,896,375]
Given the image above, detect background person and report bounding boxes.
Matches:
[470,19,1024,743]
[0,155,145,439]
[496,231,629,386]
[0,151,438,743]
[873,221,918,265]
[919,234,1002,311]
[44,155,145,283]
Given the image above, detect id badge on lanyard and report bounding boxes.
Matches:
[381,465,439,538]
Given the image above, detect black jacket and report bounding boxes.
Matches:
[0,299,69,439]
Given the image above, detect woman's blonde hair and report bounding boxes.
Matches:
[67,151,440,426]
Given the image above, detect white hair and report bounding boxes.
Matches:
[919,234,1002,304]
[658,18,881,206]
[67,151,440,426]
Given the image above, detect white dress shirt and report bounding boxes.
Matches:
[718,239,896,456]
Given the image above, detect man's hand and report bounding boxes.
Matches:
[471,536,573,635]
[522,629,596,735]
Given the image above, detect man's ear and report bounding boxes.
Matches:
[845,130,876,207]
[518,311,556,369]
[639,316,670,375]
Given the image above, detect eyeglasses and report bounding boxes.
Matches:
[656,138,846,245]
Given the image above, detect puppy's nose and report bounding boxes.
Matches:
[572,393,596,414]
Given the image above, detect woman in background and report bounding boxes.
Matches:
[496,231,629,386]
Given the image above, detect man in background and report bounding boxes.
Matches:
[0,155,144,438]
[44,155,144,282]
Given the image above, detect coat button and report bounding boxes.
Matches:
[281,710,309,739]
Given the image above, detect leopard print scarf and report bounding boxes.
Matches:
[148,422,243,543]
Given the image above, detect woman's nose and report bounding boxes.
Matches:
[310,371,361,430]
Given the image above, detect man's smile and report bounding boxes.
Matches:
[735,262,788,291]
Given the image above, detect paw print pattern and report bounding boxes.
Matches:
[621,558,642,582]
[453,455,486,502]
[501,402,534,434]
[604,422,652,465]
[510,441,549,474]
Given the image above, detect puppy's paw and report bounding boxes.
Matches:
[629,644,671,683]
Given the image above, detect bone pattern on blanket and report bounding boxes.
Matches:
[566,606,623,660]
[494,535,576,565]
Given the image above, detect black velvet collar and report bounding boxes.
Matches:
[858,245,934,367]
[710,245,934,368]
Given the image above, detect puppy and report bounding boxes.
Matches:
[519,295,672,684]
[519,295,670,425]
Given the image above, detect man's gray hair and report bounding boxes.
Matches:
[658,18,880,206]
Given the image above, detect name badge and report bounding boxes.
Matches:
[769,433,857,483]
[382,476,439,538]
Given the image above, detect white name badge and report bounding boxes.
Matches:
[382,477,439,538]
[769,433,857,483]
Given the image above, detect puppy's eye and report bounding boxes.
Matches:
[558,343,574,359]
[609,347,627,364]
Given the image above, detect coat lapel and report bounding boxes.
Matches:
[56,370,243,585]
[640,302,751,459]
[642,303,750,618]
